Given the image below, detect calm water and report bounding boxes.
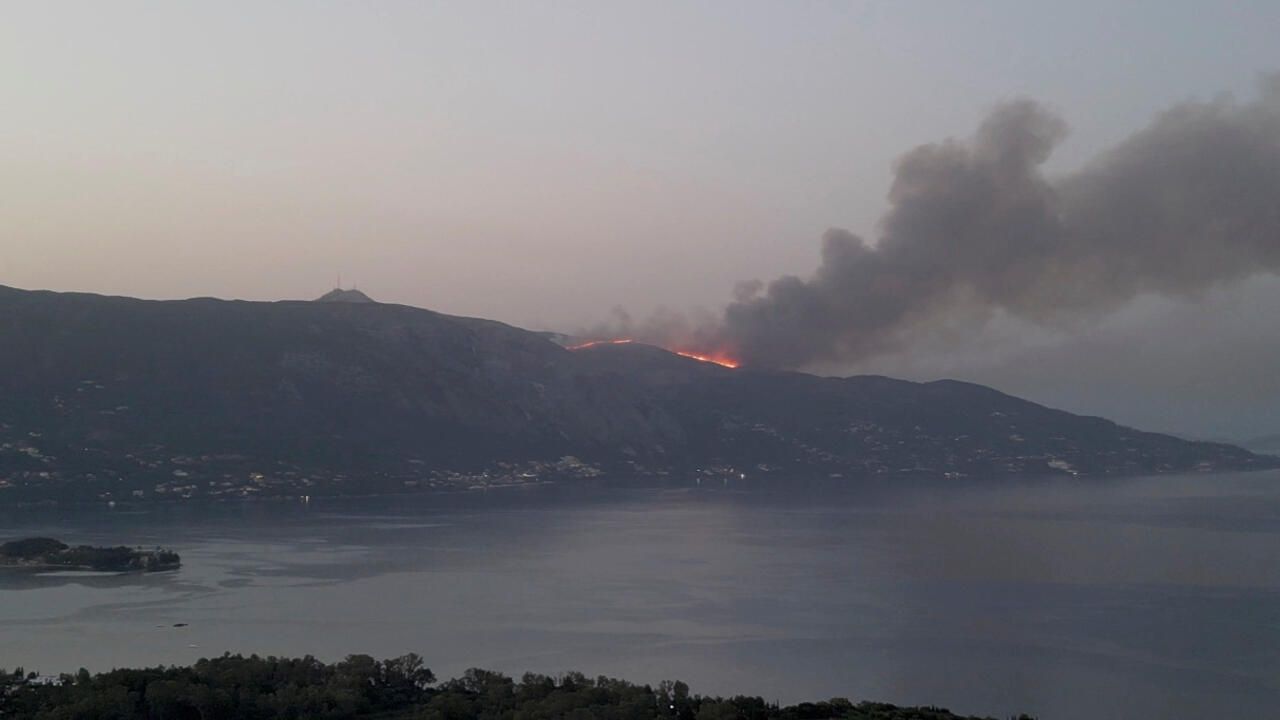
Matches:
[2,472,1280,719]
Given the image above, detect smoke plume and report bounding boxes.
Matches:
[599,77,1280,370]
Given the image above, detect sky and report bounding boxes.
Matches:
[2,1,1279,440]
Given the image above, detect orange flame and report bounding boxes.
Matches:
[566,337,740,368]
[672,350,740,368]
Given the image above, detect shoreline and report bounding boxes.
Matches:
[1,466,1278,511]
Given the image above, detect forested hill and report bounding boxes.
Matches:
[0,285,1271,503]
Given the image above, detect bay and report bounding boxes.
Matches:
[3,471,1279,719]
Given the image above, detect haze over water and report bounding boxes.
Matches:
[3,472,1279,720]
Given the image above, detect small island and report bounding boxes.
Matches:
[0,537,180,572]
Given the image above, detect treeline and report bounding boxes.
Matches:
[0,537,180,572]
[0,654,1033,720]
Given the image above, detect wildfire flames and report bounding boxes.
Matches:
[671,350,739,369]
[566,338,739,369]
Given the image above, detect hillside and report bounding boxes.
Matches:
[0,285,1271,503]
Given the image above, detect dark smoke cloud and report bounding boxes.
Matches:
[586,76,1280,369]
[717,76,1280,368]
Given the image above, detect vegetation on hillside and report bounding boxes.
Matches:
[2,285,1272,506]
[0,654,1033,720]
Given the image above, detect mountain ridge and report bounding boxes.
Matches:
[0,285,1271,503]
[315,287,377,304]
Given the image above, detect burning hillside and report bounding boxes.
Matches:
[566,338,739,369]
[671,350,739,369]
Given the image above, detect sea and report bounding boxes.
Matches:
[2,471,1279,719]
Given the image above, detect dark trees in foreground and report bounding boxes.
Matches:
[0,654,1033,720]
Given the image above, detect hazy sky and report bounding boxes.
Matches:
[3,2,1279,438]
